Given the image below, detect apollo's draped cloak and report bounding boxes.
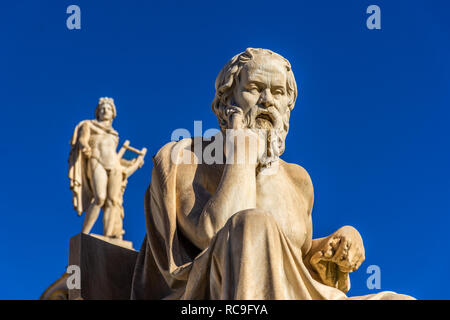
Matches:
[68,120,119,216]
[130,139,412,300]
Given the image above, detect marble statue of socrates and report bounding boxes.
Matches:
[130,48,414,300]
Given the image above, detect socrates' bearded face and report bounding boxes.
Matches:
[231,54,292,163]
[212,49,297,167]
[232,55,290,129]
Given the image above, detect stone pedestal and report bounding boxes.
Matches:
[89,233,134,250]
[68,233,138,300]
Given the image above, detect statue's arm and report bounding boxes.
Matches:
[295,165,363,293]
[171,140,257,250]
[194,162,257,249]
[120,158,133,167]
[121,156,145,178]
[77,122,91,154]
[179,112,260,249]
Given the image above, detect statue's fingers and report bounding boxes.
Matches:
[326,261,336,283]
[347,251,360,272]
[227,106,242,117]
[338,264,353,273]
[338,249,355,272]
[324,245,335,259]
[337,250,354,273]
[337,269,350,292]
[346,246,360,268]
[231,113,245,130]
[352,252,365,271]
[310,250,324,266]
[315,261,330,284]
[316,261,327,275]
[322,238,339,259]
[225,106,236,116]
[332,239,350,264]
[329,237,340,250]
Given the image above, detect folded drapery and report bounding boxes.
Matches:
[131,139,413,300]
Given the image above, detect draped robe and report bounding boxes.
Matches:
[131,138,413,300]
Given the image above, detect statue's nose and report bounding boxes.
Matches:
[259,89,275,108]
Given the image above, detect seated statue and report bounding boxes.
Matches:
[130,48,414,300]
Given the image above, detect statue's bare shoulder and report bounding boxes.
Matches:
[154,139,209,196]
[154,138,198,175]
[281,160,314,215]
[153,140,315,215]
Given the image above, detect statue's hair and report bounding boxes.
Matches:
[211,48,298,130]
[95,97,117,120]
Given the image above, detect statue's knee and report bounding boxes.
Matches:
[230,209,277,229]
[95,196,106,207]
[105,199,114,207]
[105,198,117,208]
[382,292,416,300]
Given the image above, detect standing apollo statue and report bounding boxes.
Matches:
[68,97,146,240]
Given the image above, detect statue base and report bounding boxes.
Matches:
[68,233,138,300]
[41,233,139,300]
[89,233,134,250]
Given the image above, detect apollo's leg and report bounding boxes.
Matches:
[82,159,108,234]
[103,167,124,237]
[113,212,124,240]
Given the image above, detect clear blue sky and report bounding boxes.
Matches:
[0,0,449,299]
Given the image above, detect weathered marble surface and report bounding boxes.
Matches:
[68,97,146,241]
[41,233,138,300]
[130,48,415,300]
[69,233,138,300]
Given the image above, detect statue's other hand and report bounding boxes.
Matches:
[225,106,245,129]
[126,157,144,168]
[223,106,261,166]
[317,226,365,273]
[82,146,92,158]
[224,106,267,165]
[331,226,365,273]
[309,226,365,292]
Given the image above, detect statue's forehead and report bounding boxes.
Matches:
[243,57,287,86]
[100,103,113,109]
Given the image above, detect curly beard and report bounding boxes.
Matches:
[243,105,290,170]
[217,100,291,171]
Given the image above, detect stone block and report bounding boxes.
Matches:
[68,233,138,300]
